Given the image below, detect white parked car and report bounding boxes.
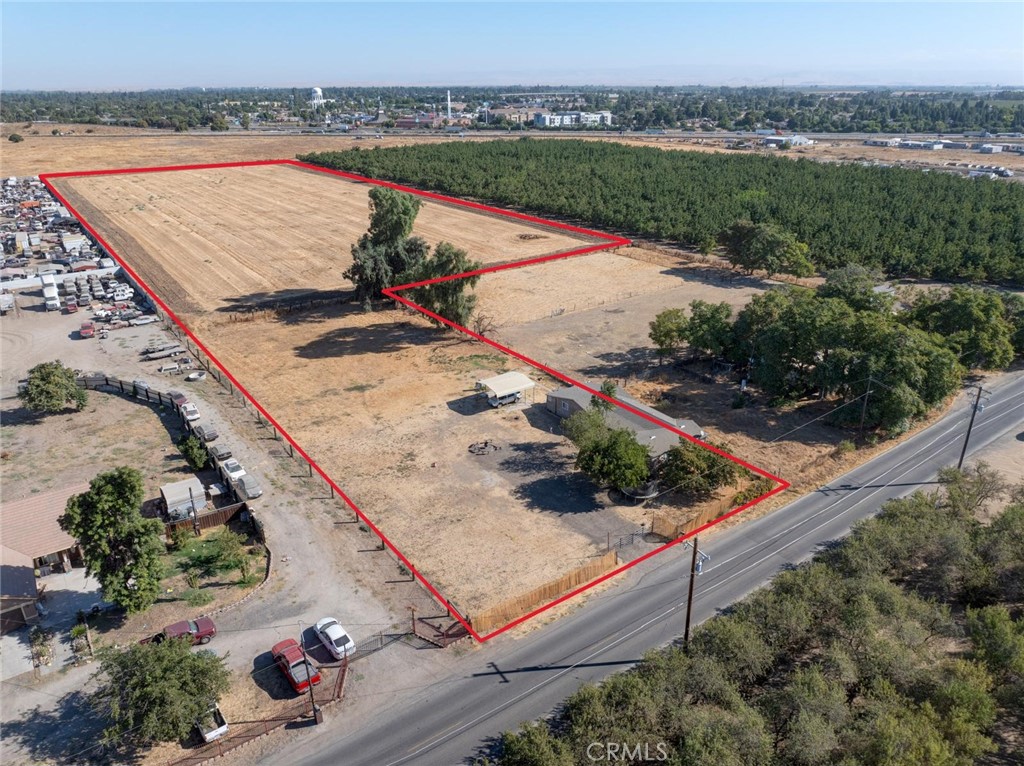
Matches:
[221,459,246,481]
[129,315,157,326]
[180,402,201,421]
[314,617,356,660]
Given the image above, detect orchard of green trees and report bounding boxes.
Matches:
[301,140,1024,284]
[499,465,1024,765]
[649,277,1024,432]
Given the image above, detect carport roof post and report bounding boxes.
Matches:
[476,371,535,399]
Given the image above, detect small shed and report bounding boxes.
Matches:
[476,372,535,400]
[160,477,208,518]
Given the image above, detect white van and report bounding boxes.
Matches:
[488,391,523,408]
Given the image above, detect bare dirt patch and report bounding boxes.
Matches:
[0,392,191,503]
[479,246,764,333]
[200,304,624,616]
[50,164,596,317]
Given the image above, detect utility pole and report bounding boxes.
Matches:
[299,626,323,724]
[957,384,988,470]
[683,536,699,653]
[858,374,874,435]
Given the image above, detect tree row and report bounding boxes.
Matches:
[301,140,1024,284]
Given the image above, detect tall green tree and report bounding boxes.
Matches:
[343,186,430,308]
[649,307,688,362]
[92,638,231,745]
[59,467,165,613]
[906,287,1016,369]
[685,300,734,358]
[404,242,481,327]
[591,379,617,411]
[720,220,815,278]
[660,439,738,496]
[562,407,609,448]
[18,360,87,413]
[366,185,422,247]
[819,264,893,313]
[344,236,429,309]
[576,428,650,490]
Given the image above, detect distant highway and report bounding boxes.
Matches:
[281,371,1024,766]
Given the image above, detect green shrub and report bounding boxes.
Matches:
[168,525,193,552]
[733,477,777,506]
[183,588,213,607]
[835,440,856,457]
[176,434,207,471]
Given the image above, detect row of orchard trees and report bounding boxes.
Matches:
[301,140,1024,284]
[649,269,1024,432]
[501,466,1024,765]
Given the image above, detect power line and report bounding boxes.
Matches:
[768,391,870,444]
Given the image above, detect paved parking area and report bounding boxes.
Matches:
[0,568,102,683]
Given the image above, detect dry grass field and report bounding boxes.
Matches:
[50,164,644,617]
[6,122,1022,179]
[475,246,764,331]
[203,304,617,615]
[51,164,595,316]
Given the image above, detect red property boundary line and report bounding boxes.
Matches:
[40,159,790,643]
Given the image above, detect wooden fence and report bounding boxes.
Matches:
[651,489,741,541]
[163,501,248,537]
[77,373,178,407]
[470,550,619,635]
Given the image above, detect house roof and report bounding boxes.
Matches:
[0,544,38,601]
[547,387,705,457]
[476,371,535,399]
[0,483,88,559]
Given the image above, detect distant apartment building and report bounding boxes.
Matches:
[487,107,536,125]
[533,111,614,128]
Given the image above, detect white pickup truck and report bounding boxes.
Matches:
[196,704,229,742]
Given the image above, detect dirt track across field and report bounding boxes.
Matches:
[52,164,596,316]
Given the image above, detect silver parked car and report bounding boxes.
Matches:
[236,474,263,499]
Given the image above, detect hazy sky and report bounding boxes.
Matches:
[2,2,1022,90]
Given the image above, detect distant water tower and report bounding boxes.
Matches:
[310,87,325,109]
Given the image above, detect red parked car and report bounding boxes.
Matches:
[272,639,321,694]
[79,321,94,338]
[141,617,217,646]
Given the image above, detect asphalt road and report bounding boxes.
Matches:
[288,371,1024,766]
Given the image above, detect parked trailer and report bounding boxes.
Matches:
[144,348,186,362]
[0,293,14,315]
[141,343,182,355]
